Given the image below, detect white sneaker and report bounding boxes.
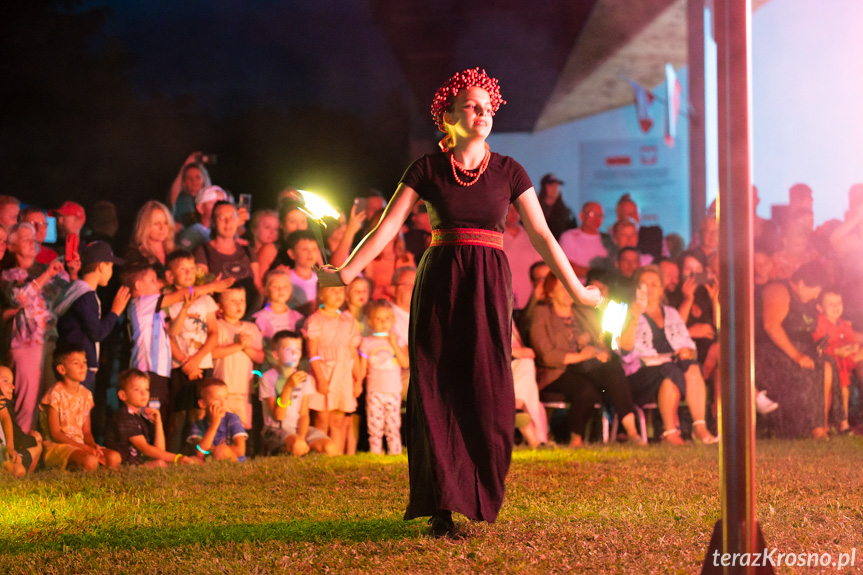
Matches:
[755,390,779,414]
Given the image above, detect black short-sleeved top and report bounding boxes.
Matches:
[105,407,154,465]
[400,152,533,232]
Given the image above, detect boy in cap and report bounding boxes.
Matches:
[56,241,130,392]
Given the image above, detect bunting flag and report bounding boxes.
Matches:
[626,78,654,133]
[664,63,682,148]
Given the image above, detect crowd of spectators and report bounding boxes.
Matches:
[1,155,861,476]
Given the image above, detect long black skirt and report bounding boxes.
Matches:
[403,244,514,523]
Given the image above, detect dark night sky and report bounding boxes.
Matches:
[90,0,413,121]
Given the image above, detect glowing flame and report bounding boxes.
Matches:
[296,189,340,226]
[602,300,628,350]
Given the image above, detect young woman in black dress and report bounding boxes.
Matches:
[318,69,601,536]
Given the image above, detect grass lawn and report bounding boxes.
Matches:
[1,437,861,574]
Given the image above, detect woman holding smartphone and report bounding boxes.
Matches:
[317,69,600,536]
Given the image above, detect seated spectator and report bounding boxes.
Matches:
[176,185,228,254]
[812,287,859,434]
[559,201,613,280]
[616,193,664,261]
[608,247,641,304]
[168,153,211,229]
[195,201,260,315]
[188,378,248,462]
[125,200,176,278]
[611,220,653,266]
[692,216,718,262]
[771,207,819,281]
[537,174,578,239]
[503,205,541,310]
[0,366,42,477]
[673,251,718,365]
[829,201,863,331]
[105,369,199,466]
[752,186,781,253]
[516,261,551,342]
[658,258,680,301]
[511,319,547,448]
[530,270,644,446]
[618,266,718,445]
[1,224,69,434]
[259,330,337,456]
[39,344,122,471]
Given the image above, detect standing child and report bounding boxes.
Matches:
[253,269,304,367]
[358,300,408,455]
[286,230,321,317]
[39,344,122,471]
[105,369,200,467]
[813,287,863,433]
[212,286,264,430]
[258,330,337,456]
[187,378,247,462]
[164,250,229,451]
[0,366,42,476]
[304,284,361,454]
[55,241,130,392]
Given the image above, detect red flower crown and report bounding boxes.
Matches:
[430,68,505,151]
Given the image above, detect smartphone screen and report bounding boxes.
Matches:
[353,197,368,214]
[44,216,57,244]
[239,193,252,213]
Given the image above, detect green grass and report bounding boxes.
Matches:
[1,438,861,574]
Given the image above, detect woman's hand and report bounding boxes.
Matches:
[796,354,815,369]
[676,348,697,361]
[688,323,716,340]
[347,203,368,234]
[577,285,602,308]
[511,347,536,360]
[315,266,346,288]
[681,276,697,301]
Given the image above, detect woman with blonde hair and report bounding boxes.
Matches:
[125,201,176,278]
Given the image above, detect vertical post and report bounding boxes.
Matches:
[688,0,707,234]
[702,0,772,574]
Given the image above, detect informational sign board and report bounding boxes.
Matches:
[579,139,690,241]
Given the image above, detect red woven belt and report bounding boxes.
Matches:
[430,228,503,249]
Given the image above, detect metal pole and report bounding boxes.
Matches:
[701,0,771,573]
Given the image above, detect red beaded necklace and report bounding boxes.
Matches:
[449,150,491,187]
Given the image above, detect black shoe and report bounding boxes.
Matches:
[428,511,454,538]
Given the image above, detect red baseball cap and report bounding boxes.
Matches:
[51,201,86,221]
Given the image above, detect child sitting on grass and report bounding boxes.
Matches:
[813,287,863,433]
[358,300,408,455]
[40,344,122,471]
[105,368,200,467]
[212,286,264,430]
[259,330,337,456]
[0,366,42,477]
[187,378,247,462]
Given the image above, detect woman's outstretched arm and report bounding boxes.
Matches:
[330,184,419,285]
[514,189,601,308]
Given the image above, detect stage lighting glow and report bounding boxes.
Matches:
[295,189,340,226]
